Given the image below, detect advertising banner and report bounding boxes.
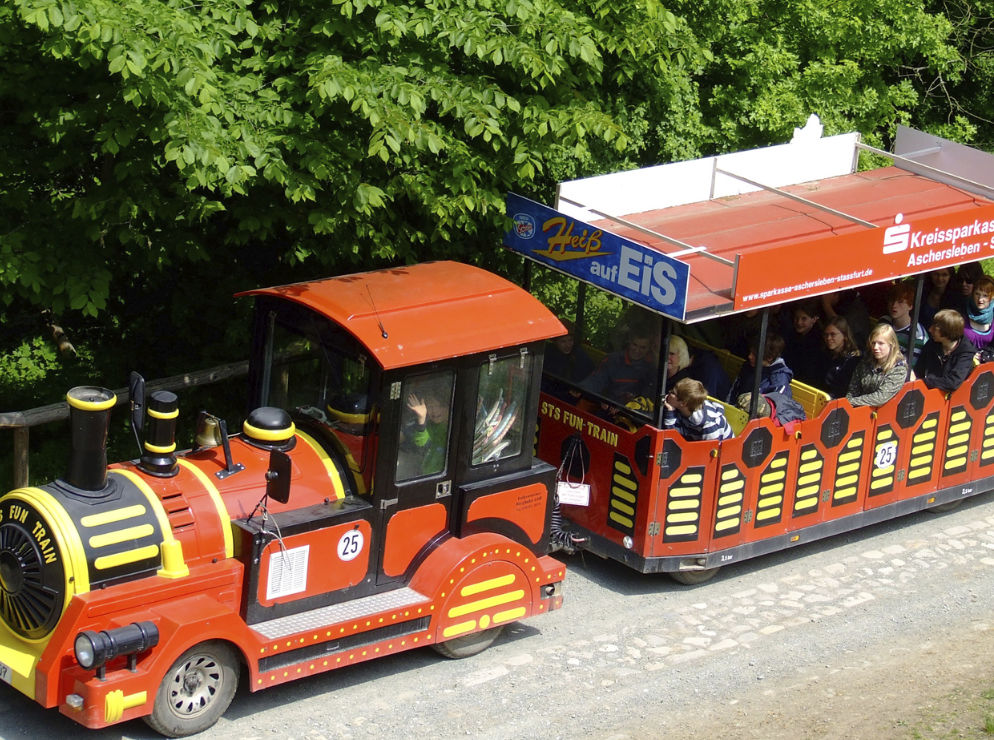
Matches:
[504,193,691,321]
[733,204,994,311]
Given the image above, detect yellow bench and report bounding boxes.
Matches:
[682,335,745,379]
[709,396,750,436]
[790,379,831,419]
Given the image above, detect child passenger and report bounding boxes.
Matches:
[727,332,793,402]
[782,299,823,385]
[878,281,926,362]
[664,378,733,442]
[962,274,994,352]
[846,324,909,407]
[915,309,977,392]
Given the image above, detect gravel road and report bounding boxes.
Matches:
[3,495,993,739]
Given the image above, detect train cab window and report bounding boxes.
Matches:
[472,353,532,465]
[396,370,456,482]
[256,303,377,475]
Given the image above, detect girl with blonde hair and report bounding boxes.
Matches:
[845,323,908,407]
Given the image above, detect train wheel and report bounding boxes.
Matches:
[144,641,239,738]
[670,567,720,585]
[432,626,504,659]
[929,499,963,513]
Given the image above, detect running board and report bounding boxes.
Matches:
[252,586,429,641]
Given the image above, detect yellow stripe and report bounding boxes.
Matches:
[680,472,703,484]
[94,545,160,570]
[88,524,156,549]
[66,390,116,411]
[669,487,702,498]
[756,508,781,521]
[610,499,635,516]
[148,407,178,420]
[714,519,739,532]
[612,475,637,492]
[493,606,527,624]
[665,524,698,536]
[608,511,633,527]
[176,459,233,558]
[717,493,743,506]
[80,504,146,528]
[442,620,477,638]
[143,441,177,454]
[667,498,699,510]
[107,470,174,544]
[460,574,516,597]
[611,487,637,503]
[296,430,346,501]
[447,589,525,618]
[666,512,699,523]
[243,419,296,441]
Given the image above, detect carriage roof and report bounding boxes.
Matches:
[505,119,994,324]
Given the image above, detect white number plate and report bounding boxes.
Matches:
[0,660,12,684]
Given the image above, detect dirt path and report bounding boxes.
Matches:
[661,618,994,739]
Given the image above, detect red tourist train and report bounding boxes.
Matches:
[0,262,566,735]
[3,119,994,735]
[506,119,994,583]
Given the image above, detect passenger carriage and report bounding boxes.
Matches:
[506,119,994,583]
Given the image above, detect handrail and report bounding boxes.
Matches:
[0,360,249,489]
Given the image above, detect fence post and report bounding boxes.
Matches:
[13,426,28,489]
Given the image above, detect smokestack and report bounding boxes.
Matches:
[65,386,116,491]
[138,390,179,477]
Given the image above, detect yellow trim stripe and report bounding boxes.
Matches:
[148,407,178,420]
[89,524,156,549]
[107,470,175,544]
[442,620,477,638]
[493,606,527,624]
[460,574,516,597]
[66,391,116,411]
[143,441,177,454]
[176,459,233,559]
[94,545,160,570]
[296,430,346,501]
[243,420,296,441]
[447,590,525,618]
[80,504,146,528]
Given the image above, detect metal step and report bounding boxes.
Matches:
[251,586,429,641]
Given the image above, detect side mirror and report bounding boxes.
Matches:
[265,450,291,504]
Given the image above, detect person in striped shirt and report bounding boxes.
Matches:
[663,378,733,442]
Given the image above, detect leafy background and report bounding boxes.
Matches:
[2,0,993,481]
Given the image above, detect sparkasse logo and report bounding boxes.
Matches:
[883,213,910,254]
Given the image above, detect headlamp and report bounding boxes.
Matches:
[74,621,159,678]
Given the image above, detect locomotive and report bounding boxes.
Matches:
[0,261,567,736]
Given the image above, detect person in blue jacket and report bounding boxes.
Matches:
[727,332,794,402]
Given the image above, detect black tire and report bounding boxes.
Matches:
[670,567,720,585]
[144,641,240,738]
[929,499,963,513]
[432,626,504,659]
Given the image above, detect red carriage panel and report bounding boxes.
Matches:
[943,364,994,490]
[863,381,948,509]
[536,395,660,557]
[649,430,720,558]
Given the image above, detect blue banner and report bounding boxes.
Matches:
[504,193,689,321]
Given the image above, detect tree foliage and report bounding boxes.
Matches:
[0,0,989,401]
